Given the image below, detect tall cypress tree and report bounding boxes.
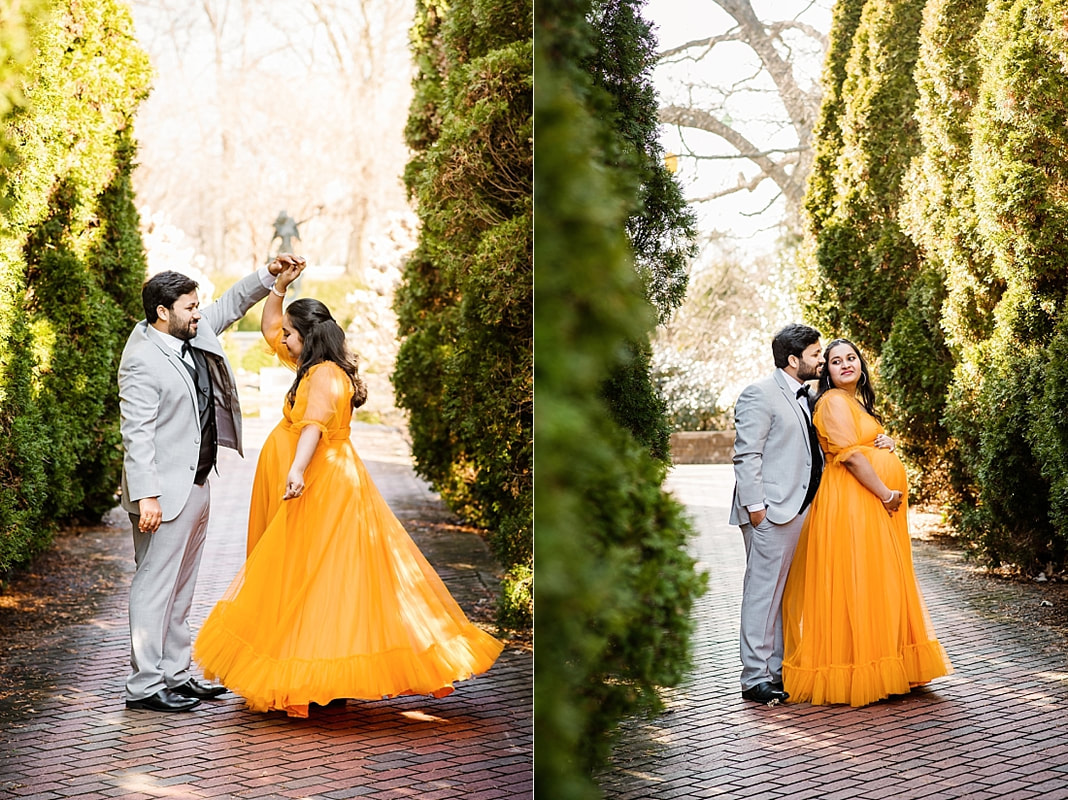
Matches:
[801,0,955,499]
[397,0,533,624]
[803,0,1068,569]
[584,0,696,462]
[943,0,1068,568]
[803,0,927,351]
[888,0,993,501]
[535,1,705,793]
[799,0,866,325]
[0,0,150,571]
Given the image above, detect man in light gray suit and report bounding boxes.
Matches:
[730,323,824,706]
[118,256,303,712]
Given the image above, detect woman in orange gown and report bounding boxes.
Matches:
[782,338,952,707]
[194,257,503,717]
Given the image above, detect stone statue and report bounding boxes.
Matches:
[270,210,302,254]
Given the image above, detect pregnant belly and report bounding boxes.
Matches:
[868,446,908,492]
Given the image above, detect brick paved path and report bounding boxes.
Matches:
[0,420,532,800]
[600,465,1068,800]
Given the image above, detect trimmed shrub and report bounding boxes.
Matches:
[534,2,706,797]
[0,0,150,573]
[397,0,533,625]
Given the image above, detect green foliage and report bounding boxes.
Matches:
[397,0,533,625]
[0,0,48,209]
[810,0,1068,571]
[1032,321,1068,545]
[943,0,1068,569]
[803,0,927,350]
[803,0,957,498]
[585,0,696,323]
[583,0,696,460]
[946,343,1056,569]
[801,0,866,236]
[534,2,706,798]
[0,0,150,572]
[498,563,532,631]
[905,0,1000,353]
[879,268,956,502]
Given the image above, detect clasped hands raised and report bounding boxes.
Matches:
[269,253,306,291]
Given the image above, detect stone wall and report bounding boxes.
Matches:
[668,431,736,465]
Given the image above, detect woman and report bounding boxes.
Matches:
[194,256,503,717]
[782,338,952,707]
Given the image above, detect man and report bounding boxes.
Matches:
[119,255,304,712]
[729,323,824,706]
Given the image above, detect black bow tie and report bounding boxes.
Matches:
[181,340,194,358]
[796,385,810,399]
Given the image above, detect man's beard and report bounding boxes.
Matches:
[798,363,820,381]
[169,318,196,341]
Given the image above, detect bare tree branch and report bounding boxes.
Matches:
[688,171,767,203]
[767,20,828,49]
[659,104,799,203]
[656,0,826,231]
[686,147,806,161]
[659,29,745,60]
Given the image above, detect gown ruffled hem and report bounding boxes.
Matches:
[194,609,504,718]
[781,390,953,708]
[784,638,952,707]
[193,357,505,718]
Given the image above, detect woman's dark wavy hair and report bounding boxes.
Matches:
[284,298,367,409]
[816,338,883,423]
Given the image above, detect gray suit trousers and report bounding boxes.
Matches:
[126,482,211,700]
[739,509,807,690]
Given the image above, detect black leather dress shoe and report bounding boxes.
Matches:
[126,688,200,712]
[172,677,228,699]
[741,681,789,706]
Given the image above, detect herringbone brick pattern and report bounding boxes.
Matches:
[599,465,1068,800]
[0,421,532,800]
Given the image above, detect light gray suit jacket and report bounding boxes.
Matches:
[118,270,270,521]
[729,370,818,526]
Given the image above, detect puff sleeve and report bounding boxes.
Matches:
[814,390,867,465]
[291,364,344,435]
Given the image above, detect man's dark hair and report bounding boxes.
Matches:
[771,323,821,368]
[142,271,198,323]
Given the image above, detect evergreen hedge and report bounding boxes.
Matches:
[586,0,696,463]
[946,0,1068,568]
[397,0,533,626]
[0,0,150,574]
[804,0,1068,570]
[534,2,706,797]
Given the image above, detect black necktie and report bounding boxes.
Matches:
[796,383,822,510]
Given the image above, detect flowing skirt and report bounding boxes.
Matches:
[782,447,952,707]
[194,424,503,717]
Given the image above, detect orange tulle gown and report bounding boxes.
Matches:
[782,388,952,707]
[194,334,503,717]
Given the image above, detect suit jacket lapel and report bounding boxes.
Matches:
[144,326,198,405]
[774,370,813,451]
